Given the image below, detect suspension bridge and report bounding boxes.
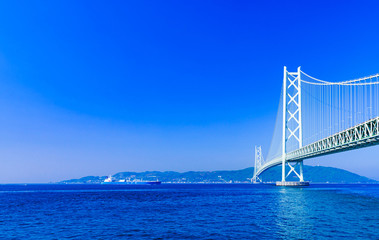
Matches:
[253,67,379,186]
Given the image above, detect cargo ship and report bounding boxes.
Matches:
[101,176,161,185]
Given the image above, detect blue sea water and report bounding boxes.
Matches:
[0,184,377,239]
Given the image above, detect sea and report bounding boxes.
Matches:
[0,184,377,239]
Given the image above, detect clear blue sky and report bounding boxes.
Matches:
[0,1,378,183]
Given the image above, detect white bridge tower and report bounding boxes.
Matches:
[281,66,305,184]
[253,146,263,183]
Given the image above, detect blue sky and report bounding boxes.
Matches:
[0,1,378,182]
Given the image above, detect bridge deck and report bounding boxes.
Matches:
[255,117,379,177]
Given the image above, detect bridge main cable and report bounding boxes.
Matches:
[301,70,379,86]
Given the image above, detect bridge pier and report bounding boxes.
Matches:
[276,181,309,186]
[279,160,309,186]
[299,160,304,182]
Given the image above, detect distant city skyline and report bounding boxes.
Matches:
[0,1,378,182]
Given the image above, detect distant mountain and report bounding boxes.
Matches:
[259,165,376,183]
[59,166,376,184]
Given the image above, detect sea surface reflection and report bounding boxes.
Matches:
[0,184,377,239]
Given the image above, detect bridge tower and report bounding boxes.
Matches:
[253,146,263,183]
[280,66,306,185]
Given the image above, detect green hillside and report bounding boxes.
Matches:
[59,165,376,184]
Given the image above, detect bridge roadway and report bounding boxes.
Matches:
[255,116,379,177]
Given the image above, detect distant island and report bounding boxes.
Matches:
[59,165,377,184]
